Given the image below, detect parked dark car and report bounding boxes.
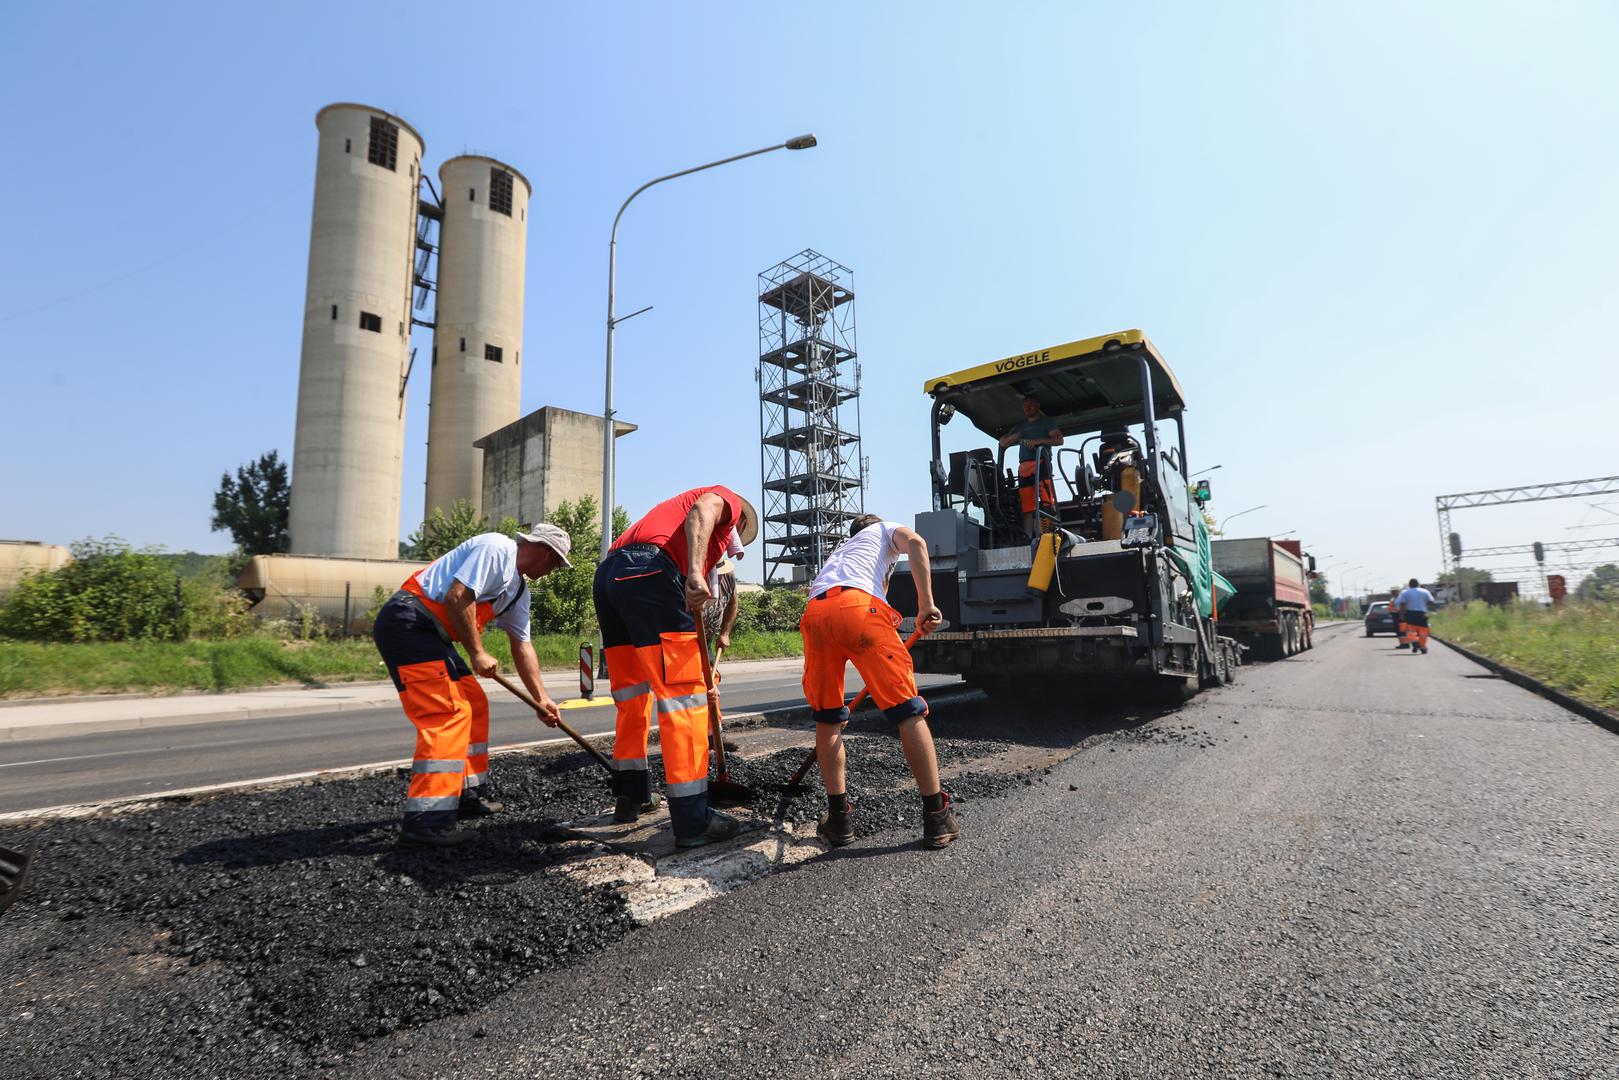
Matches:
[1364,600,1397,637]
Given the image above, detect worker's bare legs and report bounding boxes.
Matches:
[815,721,848,799]
[896,716,940,798]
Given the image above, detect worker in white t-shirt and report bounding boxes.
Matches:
[799,514,958,851]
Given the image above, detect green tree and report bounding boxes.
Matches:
[1437,566,1494,596]
[405,499,519,561]
[210,451,290,555]
[529,495,628,635]
[1575,563,1619,602]
[0,537,188,642]
[1308,573,1331,607]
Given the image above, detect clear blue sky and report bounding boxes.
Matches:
[4,1,1617,595]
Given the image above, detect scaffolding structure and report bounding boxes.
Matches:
[757,250,864,585]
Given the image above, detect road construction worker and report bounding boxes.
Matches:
[593,486,757,847]
[998,394,1063,538]
[801,514,960,850]
[1396,577,1436,654]
[1391,588,1410,648]
[701,541,744,662]
[372,526,571,848]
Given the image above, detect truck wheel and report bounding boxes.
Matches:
[1221,646,1237,683]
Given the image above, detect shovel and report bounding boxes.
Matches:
[696,628,754,808]
[784,625,927,791]
[0,842,37,919]
[490,672,616,777]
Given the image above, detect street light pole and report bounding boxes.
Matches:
[1218,504,1268,533]
[1190,464,1223,478]
[600,135,819,560]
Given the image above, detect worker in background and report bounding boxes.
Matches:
[372,526,571,848]
[801,514,958,850]
[702,540,744,664]
[1391,587,1410,649]
[999,394,1063,538]
[594,485,757,847]
[1396,577,1436,654]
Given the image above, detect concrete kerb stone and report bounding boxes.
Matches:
[1433,634,1619,738]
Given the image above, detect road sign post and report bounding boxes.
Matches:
[579,643,595,700]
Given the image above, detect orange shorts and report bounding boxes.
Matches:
[800,587,926,724]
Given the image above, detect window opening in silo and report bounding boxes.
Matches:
[331,305,338,320]
[367,117,398,171]
[344,138,351,154]
[485,344,504,364]
[432,346,438,367]
[489,169,514,216]
[359,311,382,333]
[469,188,475,202]
[459,337,466,352]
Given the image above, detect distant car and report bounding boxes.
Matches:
[1364,600,1398,637]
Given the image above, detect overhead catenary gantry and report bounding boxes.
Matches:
[1435,474,1619,580]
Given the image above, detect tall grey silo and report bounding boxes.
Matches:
[423,155,531,519]
[287,103,424,558]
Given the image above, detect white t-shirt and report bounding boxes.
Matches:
[1395,586,1434,614]
[809,521,907,602]
[415,534,532,641]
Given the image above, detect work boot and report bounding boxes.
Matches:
[817,808,855,847]
[675,810,743,849]
[921,796,961,850]
[1397,642,1410,649]
[457,792,505,819]
[398,825,469,849]
[613,793,660,823]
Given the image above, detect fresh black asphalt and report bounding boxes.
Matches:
[4,625,1614,1078]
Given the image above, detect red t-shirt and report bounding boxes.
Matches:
[613,485,742,579]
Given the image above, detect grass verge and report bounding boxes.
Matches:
[0,631,804,699]
[1433,602,1619,713]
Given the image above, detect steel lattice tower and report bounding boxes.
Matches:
[757,250,864,585]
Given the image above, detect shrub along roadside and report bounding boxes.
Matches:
[0,631,805,699]
[1432,601,1619,713]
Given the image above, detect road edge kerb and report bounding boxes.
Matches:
[1433,634,1619,738]
[0,685,984,825]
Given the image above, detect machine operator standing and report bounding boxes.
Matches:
[999,393,1063,538]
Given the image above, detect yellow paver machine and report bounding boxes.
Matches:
[887,329,1242,702]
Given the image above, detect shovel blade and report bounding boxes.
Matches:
[0,844,37,918]
[708,776,754,809]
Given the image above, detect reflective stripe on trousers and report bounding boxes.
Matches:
[391,661,491,829]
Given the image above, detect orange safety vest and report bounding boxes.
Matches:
[400,570,498,645]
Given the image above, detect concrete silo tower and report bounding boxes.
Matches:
[423,156,531,519]
[287,103,424,559]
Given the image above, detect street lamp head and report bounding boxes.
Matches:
[785,134,818,150]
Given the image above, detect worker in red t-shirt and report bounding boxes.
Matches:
[592,485,759,847]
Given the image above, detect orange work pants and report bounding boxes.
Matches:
[800,587,926,725]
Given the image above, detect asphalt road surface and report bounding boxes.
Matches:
[333,623,1619,1079]
[0,667,957,813]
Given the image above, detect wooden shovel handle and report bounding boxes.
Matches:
[490,672,615,775]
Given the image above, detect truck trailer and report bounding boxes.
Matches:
[886,329,1242,703]
[1209,537,1314,659]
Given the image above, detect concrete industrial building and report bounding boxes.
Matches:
[476,406,636,527]
[423,156,531,520]
[0,540,72,598]
[287,103,424,559]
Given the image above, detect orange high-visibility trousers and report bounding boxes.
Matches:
[800,587,927,725]
[1402,611,1431,650]
[593,544,713,839]
[373,593,494,829]
[1017,459,1056,515]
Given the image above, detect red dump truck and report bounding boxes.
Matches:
[1210,538,1315,659]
